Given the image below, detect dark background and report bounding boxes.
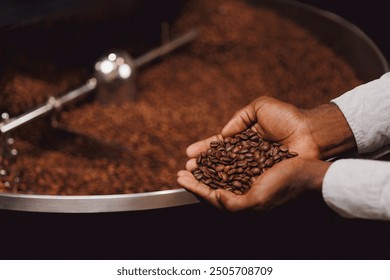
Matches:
[296,0,390,64]
[1,0,390,260]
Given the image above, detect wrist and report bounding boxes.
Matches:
[302,103,357,159]
[301,159,332,191]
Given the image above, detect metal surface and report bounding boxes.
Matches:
[0,189,198,213]
[0,0,388,213]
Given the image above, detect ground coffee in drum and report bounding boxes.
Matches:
[0,0,361,194]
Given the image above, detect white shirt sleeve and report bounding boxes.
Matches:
[323,159,390,220]
[331,72,390,154]
[322,72,390,220]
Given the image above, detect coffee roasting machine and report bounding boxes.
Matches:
[0,0,388,214]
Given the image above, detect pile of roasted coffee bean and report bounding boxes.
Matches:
[191,129,298,195]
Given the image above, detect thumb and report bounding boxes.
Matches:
[221,103,257,137]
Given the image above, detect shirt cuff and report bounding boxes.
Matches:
[323,158,390,220]
[331,72,390,154]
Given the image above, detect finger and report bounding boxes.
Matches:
[177,170,193,177]
[218,190,259,211]
[177,170,255,211]
[221,102,257,137]
[186,134,223,158]
[185,158,197,171]
[177,172,224,209]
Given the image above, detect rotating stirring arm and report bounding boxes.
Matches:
[0,29,198,134]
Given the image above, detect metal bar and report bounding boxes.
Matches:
[0,29,197,134]
[0,78,97,134]
[134,29,198,67]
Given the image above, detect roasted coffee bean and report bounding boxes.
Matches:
[240,178,250,185]
[229,152,237,159]
[194,173,204,180]
[287,151,299,158]
[251,167,261,175]
[237,160,248,167]
[215,165,225,172]
[225,144,234,152]
[227,169,236,175]
[236,133,248,140]
[254,150,261,161]
[202,178,212,185]
[265,158,274,167]
[221,172,229,182]
[270,147,279,156]
[280,145,289,152]
[215,180,227,187]
[260,142,270,151]
[221,157,232,164]
[210,141,220,148]
[273,155,282,162]
[237,154,246,161]
[199,166,207,172]
[192,168,201,174]
[208,168,217,174]
[238,148,249,154]
[242,141,251,149]
[232,180,242,188]
[250,141,259,147]
[259,156,267,163]
[245,158,254,163]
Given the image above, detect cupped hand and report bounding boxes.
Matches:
[177,157,331,211]
[178,96,352,211]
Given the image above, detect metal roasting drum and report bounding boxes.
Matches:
[0,0,388,213]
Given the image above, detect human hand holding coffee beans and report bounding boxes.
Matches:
[177,96,355,211]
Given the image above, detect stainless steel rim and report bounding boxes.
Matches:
[0,189,199,213]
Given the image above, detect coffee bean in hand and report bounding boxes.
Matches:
[191,129,298,194]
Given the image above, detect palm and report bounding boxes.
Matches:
[251,97,320,159]
[177,157,307,211]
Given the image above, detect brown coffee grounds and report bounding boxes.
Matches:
[0,0,361,195]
